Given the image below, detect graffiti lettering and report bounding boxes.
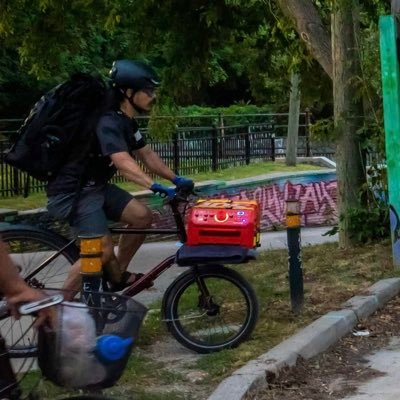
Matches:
[236,179,338,230]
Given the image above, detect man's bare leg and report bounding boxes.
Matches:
[62,199,152,298]
[116,198,153,271]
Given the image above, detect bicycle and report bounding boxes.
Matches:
[0,188,259,359]
[0,291,146,400]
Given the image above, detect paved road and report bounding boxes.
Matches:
[132,226,337,305]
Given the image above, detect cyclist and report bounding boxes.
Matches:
[0,238,53,397]
[0,240,47,319]
[46,59,194,296]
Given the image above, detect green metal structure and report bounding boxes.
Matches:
[379,15,400,267]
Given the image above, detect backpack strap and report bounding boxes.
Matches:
[66,129,97,224]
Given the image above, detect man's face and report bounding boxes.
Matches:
[131,86,157,112]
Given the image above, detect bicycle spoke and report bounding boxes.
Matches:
[173,274,251,347]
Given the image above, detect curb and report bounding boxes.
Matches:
[207,277,400,400]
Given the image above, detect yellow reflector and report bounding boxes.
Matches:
[80,236,102,254]
[80,255,102,274]
[286,215,301,228]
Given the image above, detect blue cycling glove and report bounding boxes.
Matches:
[172,176,194,191]
[150,183,176,199]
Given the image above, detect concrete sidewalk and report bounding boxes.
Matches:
[131,226,337,305]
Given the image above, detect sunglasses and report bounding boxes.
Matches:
[142,87,157,97]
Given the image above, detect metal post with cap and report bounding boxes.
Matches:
[286,199,304,314]
[79,234,103,309]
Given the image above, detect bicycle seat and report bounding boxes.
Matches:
[175,244,257,266]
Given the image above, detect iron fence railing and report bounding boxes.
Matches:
[0,123,278,196]
[0,113,335,197]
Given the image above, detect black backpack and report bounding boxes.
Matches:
[5,73,107,182]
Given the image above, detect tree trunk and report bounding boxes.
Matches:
[276,0,367,248]
[332,0,365,248]
[276,0,332,79]
[286,71,301,166]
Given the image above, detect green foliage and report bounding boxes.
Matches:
[0,0,391,168]
[177,104,275,126]
[346,203,389,243]
[345,164,389,243]
[309,117,335,142]
[326,160,390,244]
[147,98,179,140]
[143,104,278,139]
[0,0,334,115]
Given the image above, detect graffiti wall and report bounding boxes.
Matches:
[150,171,338,233]
[221,173,337,230]
[0,171,337,240]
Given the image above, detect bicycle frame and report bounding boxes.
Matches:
[113,196,189,296]
[20,196,190,296]
[109,194,188,242]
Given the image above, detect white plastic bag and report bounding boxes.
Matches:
[58,302,106,388]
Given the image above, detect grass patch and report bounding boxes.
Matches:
[0,191,46,211]
[191,160,323,182]
[118,161,324,193]
[135,301,168,346]
[0,161,324,210]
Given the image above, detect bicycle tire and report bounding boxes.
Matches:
[0,226,79,359]
[162,264,259,354]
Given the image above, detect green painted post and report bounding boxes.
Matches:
[379,15,400,267]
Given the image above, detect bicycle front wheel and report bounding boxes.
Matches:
[162,264,259,353]
[0,227,79,360]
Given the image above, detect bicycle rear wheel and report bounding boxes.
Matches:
[0,227,79,361]
[162,264,258,353]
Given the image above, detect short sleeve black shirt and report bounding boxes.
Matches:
[46,111,146,195]
[85,111,146,185]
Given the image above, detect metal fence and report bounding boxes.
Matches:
[0,113,333,197]
[0,123,277,196]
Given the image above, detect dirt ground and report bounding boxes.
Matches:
[245,295,400,400]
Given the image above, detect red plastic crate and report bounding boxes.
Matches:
[186,199,261,248]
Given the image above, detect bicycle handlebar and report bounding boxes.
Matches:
[174,186,197,202]
[18,294,64,315]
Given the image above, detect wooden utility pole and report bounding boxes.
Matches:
[286,71,301,166]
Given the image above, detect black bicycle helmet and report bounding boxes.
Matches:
[109,59,160,92]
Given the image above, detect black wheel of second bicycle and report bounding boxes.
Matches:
[162,264,259,353]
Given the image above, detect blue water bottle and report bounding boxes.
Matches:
[96,334,134,363]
